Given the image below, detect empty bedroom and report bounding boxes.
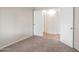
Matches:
[0,7,79,52]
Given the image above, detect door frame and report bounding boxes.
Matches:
[73,7,75,48]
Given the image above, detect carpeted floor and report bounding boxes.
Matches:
[0,36,78,52]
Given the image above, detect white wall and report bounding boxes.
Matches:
[74,7,79,51]
[47,9,60,34]
[0,8,33,49]
[60,7,73,47]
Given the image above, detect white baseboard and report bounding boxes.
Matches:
[0,35,32,50]
[74,48,79,51]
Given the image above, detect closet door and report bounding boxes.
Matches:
[60,8,73,48]
[74,8,79,51]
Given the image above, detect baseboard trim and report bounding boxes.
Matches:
[74,48,79,51]
[0,36,32,50]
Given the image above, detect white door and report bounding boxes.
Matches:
[34,10,43,36]
[74,8,79,51]
[60,8,73,48]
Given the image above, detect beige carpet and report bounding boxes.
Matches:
[0,36,78,52]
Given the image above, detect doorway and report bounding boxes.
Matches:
[34,10,43,36]
[34,8,61,40]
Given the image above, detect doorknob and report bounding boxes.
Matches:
[70,27,73,30]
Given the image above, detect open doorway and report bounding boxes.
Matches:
[34,8,60,40]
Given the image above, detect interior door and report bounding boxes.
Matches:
[34,10,43,36]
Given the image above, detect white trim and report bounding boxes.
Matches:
[75,48,79,51]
